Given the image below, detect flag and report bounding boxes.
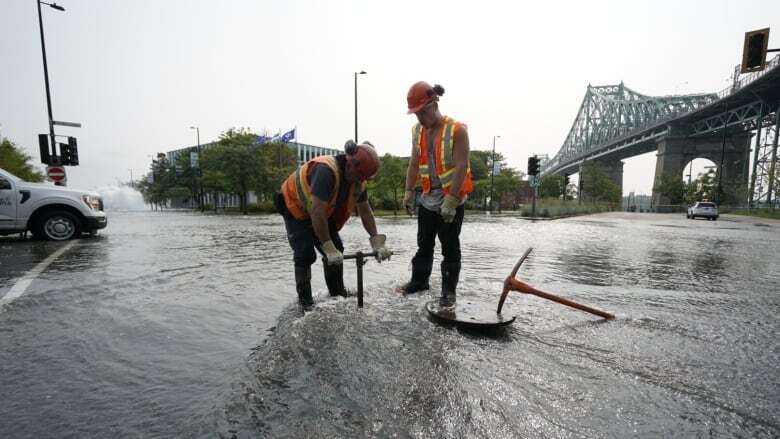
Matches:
[280,128,296,143]
[254,135,267,145]
[270,131,281,142]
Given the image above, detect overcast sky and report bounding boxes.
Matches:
[1,0,778,195]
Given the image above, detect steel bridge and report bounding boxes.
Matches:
[542,55,780,208]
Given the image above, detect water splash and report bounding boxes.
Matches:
[93,183,147,211]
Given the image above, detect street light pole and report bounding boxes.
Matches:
[36,1,65,162]
[190,126,204,212]
[489,135,500,211]
[354,70,366,142]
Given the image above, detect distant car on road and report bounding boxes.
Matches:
[687,201,718,221]
[0,167,107,240]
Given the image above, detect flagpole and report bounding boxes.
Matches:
[296,126,301,166]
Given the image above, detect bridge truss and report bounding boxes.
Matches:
[750,115,780,208]
[543,83,717,174]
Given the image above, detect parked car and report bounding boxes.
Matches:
[687,201,718,221]
[0,167,107,240]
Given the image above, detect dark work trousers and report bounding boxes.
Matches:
[410,204,465,278]
[282,210,344,268]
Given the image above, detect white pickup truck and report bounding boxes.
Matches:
[0,167,107,240]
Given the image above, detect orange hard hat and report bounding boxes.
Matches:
[347,143,380,181]
[407,81,435,114]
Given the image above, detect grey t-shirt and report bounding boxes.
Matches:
[420,129,444,212]
[419,125,465,212]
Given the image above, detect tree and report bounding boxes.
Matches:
[251,142,297,204]
[370,154,407,215]
[493,167,522,212]
[539,173,564,199]
[686,169,717,204]
[203,128,265,214]
[654,173,685,205]
[136,152,173,210]
[0,138,45,182]
[470,149,507,210]
[469,150,492,181]
[581,162,621,204]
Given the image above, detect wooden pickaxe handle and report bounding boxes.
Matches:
[497,249,614,320]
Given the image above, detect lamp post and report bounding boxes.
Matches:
[354,70,366,142]
[37,1,65,163]
[489,135,500,211]
[190,126,204,212]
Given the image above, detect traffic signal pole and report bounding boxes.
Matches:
[527,155,540,217]
[36,0,57,165]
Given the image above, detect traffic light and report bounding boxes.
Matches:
[527,155,540,176]
[60,137,79,166]
[59,142,71,165]
[741,28,769,73]
[38,134,51,165]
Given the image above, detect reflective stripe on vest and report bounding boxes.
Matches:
[413,116,473,197]
[294,156,340,216]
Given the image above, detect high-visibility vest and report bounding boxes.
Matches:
[412,116,473,199]
[281,155,365,230]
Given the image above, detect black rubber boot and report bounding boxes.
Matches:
[439,262,460,307]
[400,267,431,295]
[323,263,350,297]
[295,265,314,311]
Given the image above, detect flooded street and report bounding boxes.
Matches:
[1,211,778,438]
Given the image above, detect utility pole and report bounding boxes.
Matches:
[354,71,366,142]
[489,135,500,211]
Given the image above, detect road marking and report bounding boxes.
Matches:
[0,241,77,312]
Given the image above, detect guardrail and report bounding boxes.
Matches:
[715,54,780,100]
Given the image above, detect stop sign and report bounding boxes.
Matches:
[47,166,67,183]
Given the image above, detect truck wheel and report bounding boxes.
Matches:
[35,210,81,241]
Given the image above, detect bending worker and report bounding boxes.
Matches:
[401,82,472,307]
[276,141,392,310]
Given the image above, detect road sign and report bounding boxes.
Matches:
[52,120,82,128]
[46,166,67,183]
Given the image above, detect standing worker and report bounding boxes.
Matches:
[400,82,472,307]
[276,141,392,311]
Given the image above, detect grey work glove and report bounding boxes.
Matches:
[322,240,343,265]
[369,234,392,263]
[439,194,460,223]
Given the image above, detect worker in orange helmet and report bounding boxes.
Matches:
[400,81,473,307]
[275,141,392,311]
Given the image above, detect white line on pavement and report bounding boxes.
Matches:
[0,241,77,312]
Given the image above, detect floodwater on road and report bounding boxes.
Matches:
[0,211,778,438]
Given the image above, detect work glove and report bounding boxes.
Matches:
[439,194,460,223]
[369,234,392,263]
[403,190,415,215]
[321,240,343,265]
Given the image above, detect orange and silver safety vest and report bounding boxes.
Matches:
[412,116,473,198]
[281,155,365,230]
